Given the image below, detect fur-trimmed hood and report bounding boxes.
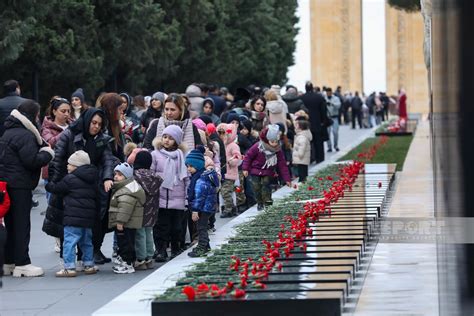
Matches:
[9,109,43,145]
[152,137,188,154]
[216,123,237,145]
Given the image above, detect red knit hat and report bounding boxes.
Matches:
[206,123,216,135]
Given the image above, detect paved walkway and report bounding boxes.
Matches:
[0,124,374,316]
[354,118,439,315]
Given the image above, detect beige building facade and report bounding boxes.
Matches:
[309,0,429,114]
[309,0,363,93]
[385,3,430,115]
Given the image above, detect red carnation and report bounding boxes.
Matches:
[182,286,196,301]
[234,289,246,298]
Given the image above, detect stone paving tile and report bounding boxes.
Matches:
[353,119,439,315]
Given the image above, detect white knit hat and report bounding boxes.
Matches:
[67,150,90,167]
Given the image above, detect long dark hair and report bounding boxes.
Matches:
[98,93,122,146]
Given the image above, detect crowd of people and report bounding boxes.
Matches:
[0,79,400,281]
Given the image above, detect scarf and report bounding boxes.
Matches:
[258,140,280,169]
[159,148,187,190]
[163,117,186,128]
[251,110,266,121]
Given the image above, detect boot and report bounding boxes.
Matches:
[231,206,238,216]
[13,264,44,277]
[154,243,168,262]
[170,241,182,259]
[220,208,233,218]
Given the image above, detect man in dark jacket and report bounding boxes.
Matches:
[351,91,364,129]
[300,81,327,164]
[0,100,55,277]
[282,87,308,114]
[0,80,28,137]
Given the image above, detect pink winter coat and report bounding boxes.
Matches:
[41,117,67,179]
[150,145,189,210]
[218,123,241,181]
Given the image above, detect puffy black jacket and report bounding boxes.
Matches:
[282,92,308,114]
[0,93,28,137]
[45,165,99,228]
[49,108,116,183]
[0,110,54,189]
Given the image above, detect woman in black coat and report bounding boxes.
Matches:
[0,100,55,277]
[43,108,116,264]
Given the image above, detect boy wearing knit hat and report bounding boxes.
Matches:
[108,163,146,274]
[45,150,99,277]
[185,146,219,257]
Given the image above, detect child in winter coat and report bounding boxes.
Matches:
[242,124,292,211]
[150,125,189,262]
[292,120,313,182]
[108,163,146,274]
[129,150,162,270]
[45,150,99,277]
[185,147,220,257]
[217,123,242,218]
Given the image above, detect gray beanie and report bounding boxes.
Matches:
[152,92,165,104]
[71,88,85,104]
[68,150,90,167]
[114,162,134,179]
[266,124,280,142]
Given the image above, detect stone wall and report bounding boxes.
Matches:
[385,3,430,115]
[310,0,363,93]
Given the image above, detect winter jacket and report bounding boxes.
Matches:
[41,117,68,179]
[48,108,116,184]
[185,84,204,113]
[266,100,288,133]
[238,133,257,155]
[326,95,342,117]
[282,91,308,114]
[292,130,313,166]
[150,145,189,210]
[0,92,28,137]
[47,108,117,222]
[0,110,54,190]
[134,169,163,227]
[351,96,363,111]
[189,169,219,213]
[140,107,161,130]
[208,93,226,117]
[108,178,146,229]
[45,165,99,229]
[242,142,291,182]
[218,123,241,181]
[300,92,327,134]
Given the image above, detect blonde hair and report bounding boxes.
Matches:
[264,90,278,101]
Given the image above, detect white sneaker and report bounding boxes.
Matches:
[75,260,84,272]
[3,264,15,276]
[54,238,61,253]
[13,264,44,277]
[112,255,124,265]
[113,262,135,274]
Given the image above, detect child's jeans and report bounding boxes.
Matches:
[250,175,273,205]
[63,226,94,269]
[116,228,136,265]
[135,227,154,261]
[197,212,211,248]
